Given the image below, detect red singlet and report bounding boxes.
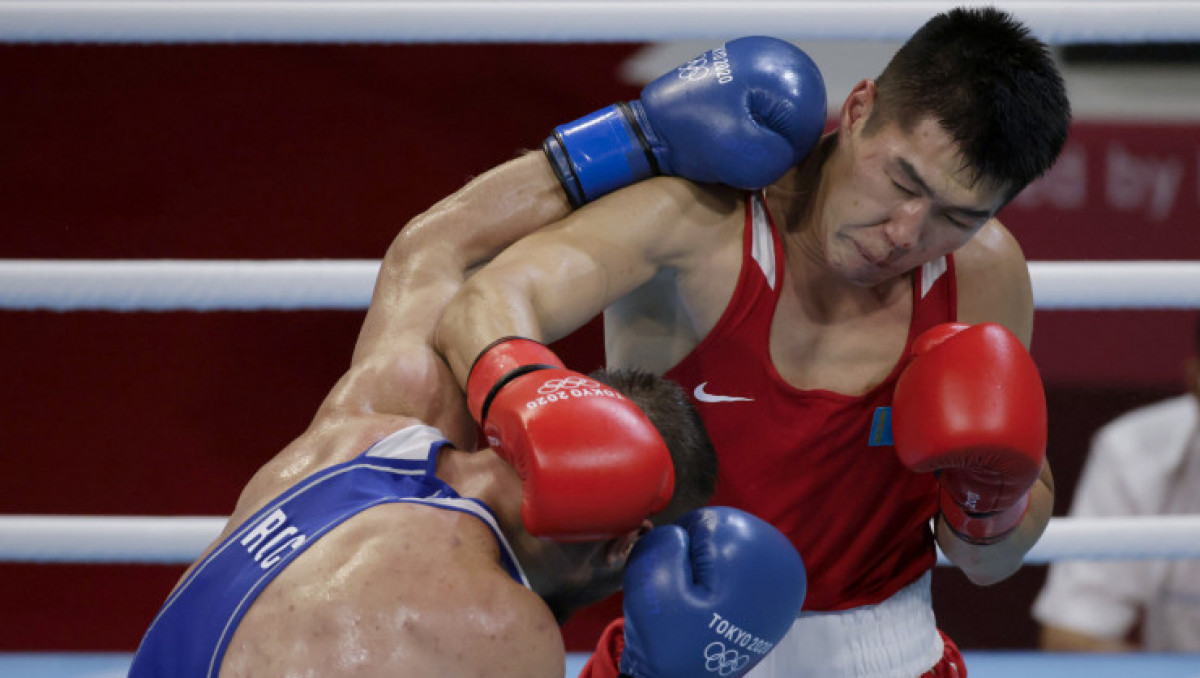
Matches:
[664,193,956,611]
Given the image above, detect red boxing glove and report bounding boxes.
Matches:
[467,337,675,541]
[892,323,1047,545]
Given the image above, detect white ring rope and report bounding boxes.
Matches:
[0,259,380,312]
[0,515,228,564]
[2,260,1199,312]
[2,1,1200,44]
[1,514,1198,565]
[1029,261,1200,311]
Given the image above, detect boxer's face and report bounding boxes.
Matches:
[516,534,630,624]
[820,88,1007,288]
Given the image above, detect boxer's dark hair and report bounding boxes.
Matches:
[590,368,718,525]
[866,6,1071,202]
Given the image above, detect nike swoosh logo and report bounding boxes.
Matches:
[693,382,754,403]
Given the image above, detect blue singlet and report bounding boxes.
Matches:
[128,424,528,678]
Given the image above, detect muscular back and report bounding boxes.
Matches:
[220,502,563,678]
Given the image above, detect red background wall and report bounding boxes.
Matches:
[1,44,1197,652]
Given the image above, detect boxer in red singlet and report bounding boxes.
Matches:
[434,8,1068,677]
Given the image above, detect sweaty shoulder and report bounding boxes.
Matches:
[226,502,564,678]
[442,566,566,678]
[954,218,1034,346]
[595,175,743,266]
[427,520,566,676]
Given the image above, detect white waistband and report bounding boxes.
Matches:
[747,571,942,678]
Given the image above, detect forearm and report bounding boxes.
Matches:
[435,235,614,390]
[435,276,548,389]
[937,460,1054,585]
[435,186,689,388]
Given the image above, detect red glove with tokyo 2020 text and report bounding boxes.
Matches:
[892,323,1047,545]
[466,337,675,541]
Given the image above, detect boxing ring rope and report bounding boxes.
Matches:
[2,1,1200,44]
[3,259,1200,312]
[1,260,1198,562]
[3,257,1197,565]
[3,514,1200,565]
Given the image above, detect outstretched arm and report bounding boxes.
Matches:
[427,178,734,541]
[313,152,571,440]
[434,177,731,390]
[226,154,569,528]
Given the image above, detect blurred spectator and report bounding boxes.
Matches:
[1032,316,1200,651]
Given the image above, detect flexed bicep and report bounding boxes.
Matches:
[319,152,570,428]
[353,152,571,362]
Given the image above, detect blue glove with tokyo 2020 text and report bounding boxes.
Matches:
[579,506,806,678]
[543,36,826,207]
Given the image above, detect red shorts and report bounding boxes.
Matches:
[921,630,966,677]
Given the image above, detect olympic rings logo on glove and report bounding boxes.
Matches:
[703,641,751,677]
[676,55,712,82]
[536,376,593,394]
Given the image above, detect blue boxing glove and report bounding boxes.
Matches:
[618,507,806,678]
[543,36,826,207]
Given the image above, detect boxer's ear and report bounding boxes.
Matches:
[841,79,878,135]
[605,519,653,568]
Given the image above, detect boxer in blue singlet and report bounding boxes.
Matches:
[126,155,723,677]
[127,154,807,678]
[129,424,529,677]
